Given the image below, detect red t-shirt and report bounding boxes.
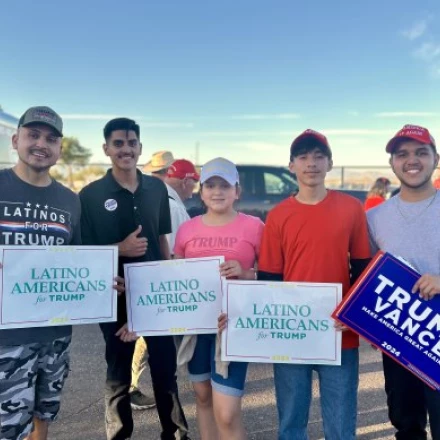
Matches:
[364,195,385,211]
[258,190,371,349]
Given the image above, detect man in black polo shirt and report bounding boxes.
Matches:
[79,118,188,440]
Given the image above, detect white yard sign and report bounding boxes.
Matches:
[0,245,118,329]
[125,257,224,336]
[221,281,342,365]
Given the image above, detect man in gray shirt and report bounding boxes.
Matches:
[368,124,440,440]
[0,107,81,440]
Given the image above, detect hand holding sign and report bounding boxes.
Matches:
[333,320,348,332]
[116,323,138,342]
[113,276,125,295]
[412,274,440,300]
[220,260,244,279]
[218,312,227,333]
[118,225,148,257]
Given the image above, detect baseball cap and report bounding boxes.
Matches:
[386,124,437,153]
[290,129,332,159]
[143,150,175,173]
[200,157,239,185]
[18,106,63,137]
[167,159,200,181]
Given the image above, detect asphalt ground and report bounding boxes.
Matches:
[50,325,432,440]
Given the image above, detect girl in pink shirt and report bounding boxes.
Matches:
[174,157,264,440]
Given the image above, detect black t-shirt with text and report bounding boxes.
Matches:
[0,168,81,345]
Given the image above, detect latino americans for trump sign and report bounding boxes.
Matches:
[333,252,440,390]
[0,245,118,328]
[124,257,224,336]
[222,280,342,365]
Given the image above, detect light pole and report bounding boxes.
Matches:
[195,141,200,166]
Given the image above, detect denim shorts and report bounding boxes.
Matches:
[188,334,248,397]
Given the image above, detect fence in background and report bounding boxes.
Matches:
[1,163,439,192]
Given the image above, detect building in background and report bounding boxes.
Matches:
[0,107,18,165]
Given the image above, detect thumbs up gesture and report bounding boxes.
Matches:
[118,225,148,257]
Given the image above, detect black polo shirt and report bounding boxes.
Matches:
[79,169,171,273]
[79,169,171,323]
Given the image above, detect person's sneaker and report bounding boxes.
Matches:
[129,389,156,410]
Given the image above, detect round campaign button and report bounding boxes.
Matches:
[104,199,118,211]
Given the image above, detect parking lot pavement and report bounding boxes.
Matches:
[50,325,428,440]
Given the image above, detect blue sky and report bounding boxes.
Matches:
[2,0,440,166]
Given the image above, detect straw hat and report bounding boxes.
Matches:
[143,150,175,173]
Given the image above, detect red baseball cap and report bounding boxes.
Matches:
[290,129,332,158]
[167,159,200,181]
[386,124,437,153]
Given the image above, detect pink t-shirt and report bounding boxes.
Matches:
[174,213,264,270]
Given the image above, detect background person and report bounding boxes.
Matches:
[130,149,175,410]
[131,157,198,407]
[364,177,391,211]
[130,149,176,410]
[143,150,175,179]
[164,159,199,255]
[130,154,197,409]
[433,174,440,189]
[130,150,174,410]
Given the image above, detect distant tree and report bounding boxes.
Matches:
[60,137,92,187]
[49,167,65,183]
[72,165,107,189]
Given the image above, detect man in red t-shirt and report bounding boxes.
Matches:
[258,129,371,440]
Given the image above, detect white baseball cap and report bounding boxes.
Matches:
[200,157,239,185]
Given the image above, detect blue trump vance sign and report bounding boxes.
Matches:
[333,252,440,390]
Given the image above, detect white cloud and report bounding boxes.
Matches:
[230,141,284,152]
[230,113,300,120]
[290,129,391,136]
[62,114,123,120]
[374,112,439,118]
[402,20,428,41]
[332,138,370,146]
[199,131,280,137]
[140,122,194,128]
[61,114,193,128]
[347,111,359,117]
[414,42,440,61]
[430,64,440,78]
[200,129,392,138]
[325,129,390,135]
[400,17,440,78]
